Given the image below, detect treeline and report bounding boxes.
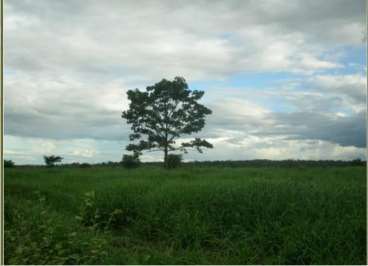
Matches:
[7,159,365,168]
[143,159,366,168]
[183,159,366,167]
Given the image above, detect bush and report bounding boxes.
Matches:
[166,154,182,168]
[4,160,15,168]
[5,192,107,264]
[121,154,140,168]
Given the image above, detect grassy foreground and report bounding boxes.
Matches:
[5,165,367,264]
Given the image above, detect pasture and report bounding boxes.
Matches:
[4,165,367,264]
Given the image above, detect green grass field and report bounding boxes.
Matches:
[4,166,367,264]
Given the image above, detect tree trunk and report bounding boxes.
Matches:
[164,103,169,168]
[164,146,168,168]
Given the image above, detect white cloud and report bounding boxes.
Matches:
[182,135,366,161]
[4,0,366,163]
[4,134,366,164]
[71,148,96,158]
[6,0,363,79]
[4,135,126,164]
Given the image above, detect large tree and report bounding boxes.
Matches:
[122,77,213,166]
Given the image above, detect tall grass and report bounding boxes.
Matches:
[5,166,366,264]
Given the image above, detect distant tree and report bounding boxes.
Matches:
[121,153,140,169]
[122,77,213,167]
[80,163,91,168]
[351,158,364,166]
[166,154,182,168]
[4,160,15,168]
[43,155,63,167]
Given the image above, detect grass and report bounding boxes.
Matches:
[4,165,367,264]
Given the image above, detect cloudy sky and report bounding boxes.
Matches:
[5,0,367,164]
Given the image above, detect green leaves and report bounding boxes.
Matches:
[5,191,108,265]
[181,138,214,153]
[43,155,63,167]
[122,77,213,162]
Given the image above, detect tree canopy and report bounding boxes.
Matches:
[122,77,213,166]
[43,155,63,167]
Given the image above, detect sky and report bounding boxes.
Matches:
[4,0,367,164]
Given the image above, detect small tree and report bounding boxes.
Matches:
[43,155,63,167]
[4,160,15,168]
[122,77,213,167]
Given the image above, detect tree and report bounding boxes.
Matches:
[43,155,63,167]
[121,153,140,168]
[122,77,213,167]
[4,160,15,168]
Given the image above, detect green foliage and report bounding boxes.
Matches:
[5,191,107,265]
[166,154,182,168]
[352,158,365,166]
[80,162,91,168]
[75,191,100,228]
[122,154,140,168]
[4,159,15,168]
[105,208,126,229]
[43,155,63,167]
[122,77,213,166]
[4,166,366,264]
[76,190,134,231]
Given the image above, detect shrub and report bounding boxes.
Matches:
[5,192,107,264]
[121,154,140,168]
[4,160,15,168]
[166,154,182,168]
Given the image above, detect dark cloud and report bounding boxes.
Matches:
[268,111,366,148]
